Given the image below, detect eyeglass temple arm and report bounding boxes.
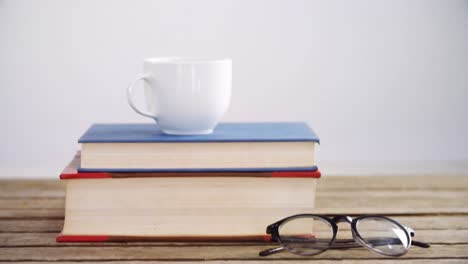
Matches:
[405,226,430,248]
[258,238,430,257]
[411,240,431,248]
[259,246,285,256]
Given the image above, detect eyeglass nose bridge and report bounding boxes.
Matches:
[332,215,353,224]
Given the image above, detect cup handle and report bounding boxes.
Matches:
[127,74,158,120]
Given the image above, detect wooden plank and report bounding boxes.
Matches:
[0,229,466,247]
[0,180,65,198]
[2,190,466,209]
[1,208,467,219]
[0,176,467,199]
[315,189,468,214]
[0,210,63,219]
[367,215,468,230]
[0,209,466,219]
[316,176,468,191]
[2,216,467,233]
[0,219,64,232]
[0,197,64,209]
[0,244,466,261]
[9,260,468,264]
[1,189,466,217]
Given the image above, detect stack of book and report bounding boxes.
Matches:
[57,122,320,242]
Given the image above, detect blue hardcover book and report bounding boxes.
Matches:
[78,122,319,172]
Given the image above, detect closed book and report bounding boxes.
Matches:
[58,155,321,242]
[78,122,319,172]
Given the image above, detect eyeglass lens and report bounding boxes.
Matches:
[355,216,410,255]
[278,216,334,255]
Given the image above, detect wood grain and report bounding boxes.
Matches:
[1,244,467,261]
[2,190,467,209]
[2,216,468,233]
[1,190,466,217]
[1,176,467,198]
[1,229,467,247]
[9,261,468,264]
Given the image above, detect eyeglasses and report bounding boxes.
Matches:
[260,214,430,257]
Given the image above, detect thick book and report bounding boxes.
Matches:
[58,154,321,242]
[78,122,320,172]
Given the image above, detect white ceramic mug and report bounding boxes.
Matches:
[127,58,232,135]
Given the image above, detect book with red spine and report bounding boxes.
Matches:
[58,153,320,243]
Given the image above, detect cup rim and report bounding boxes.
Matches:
[144,57,231,64]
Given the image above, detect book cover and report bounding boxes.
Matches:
[79,122,320,143]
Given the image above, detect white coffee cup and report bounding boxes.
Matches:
[127,57,232,135]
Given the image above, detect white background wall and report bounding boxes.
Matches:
[1,0,467,178]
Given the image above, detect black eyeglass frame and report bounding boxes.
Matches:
[261,214,430,257]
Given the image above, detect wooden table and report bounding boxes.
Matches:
[1,176,467,263]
